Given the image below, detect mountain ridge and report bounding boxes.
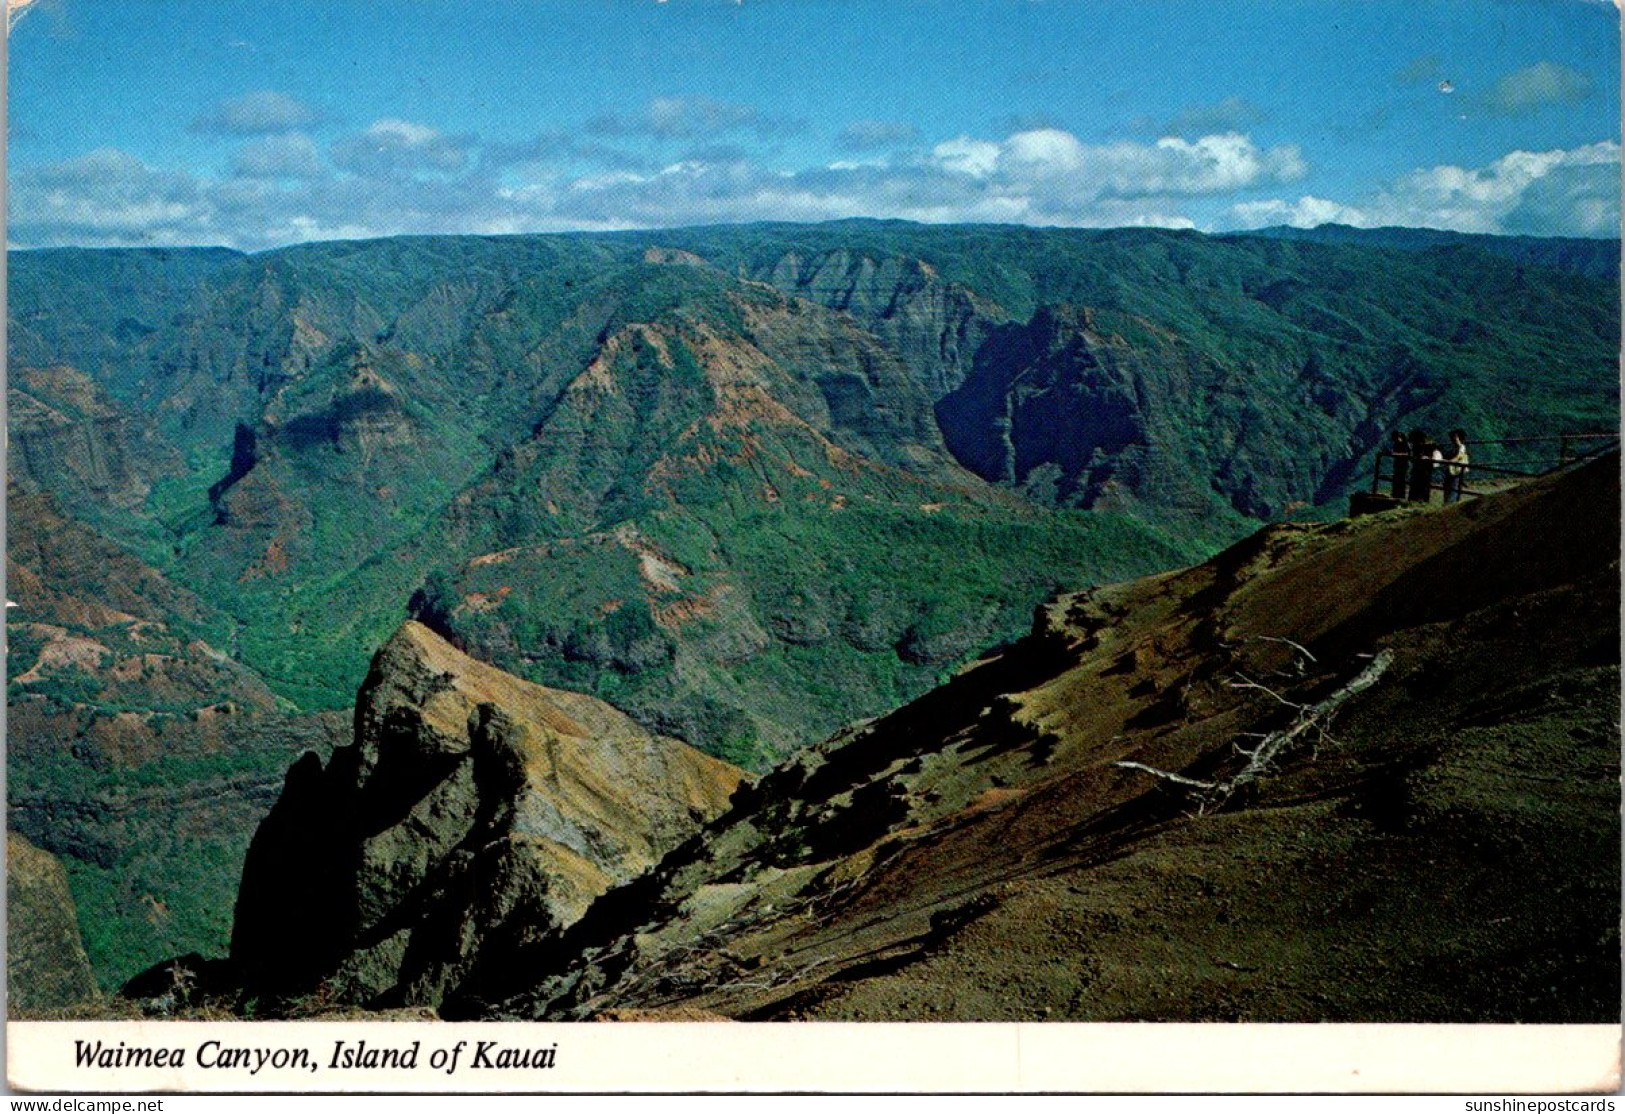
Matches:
[8,220,1618,999]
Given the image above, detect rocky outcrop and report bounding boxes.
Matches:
[201,344,474,583]
[735,294,960,479]
[751,249,1370,522]
[419,281,1134,766]
[231,621,745,1008]
[758,249,1001,398]
[934,304,1170,509]
[8,365,182,515]
[7,484,216,632]
[6,484,282,765]
[445,287,976,539]
[7,833,101,1014]
[931,299,1442,522]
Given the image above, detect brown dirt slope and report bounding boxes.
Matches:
[472,457,1619,1023]
[230,621,746,1011]
[8,364,184,513]
[6,483,284,769]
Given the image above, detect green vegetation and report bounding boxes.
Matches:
[12,734,333,991]
[445,497,1192,766]
[7,221,1618,990]
[63,822,251,992]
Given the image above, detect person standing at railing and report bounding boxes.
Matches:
[1407,429,1437,502]
[1441,429,1470,503]
[1388,431,1410,500]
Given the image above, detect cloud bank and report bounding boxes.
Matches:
[1233,141,1621,238]
[8,101,1618,250]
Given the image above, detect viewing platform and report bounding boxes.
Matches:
[1349,432,1620,517]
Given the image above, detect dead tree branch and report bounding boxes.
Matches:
[1247,635,1317,663]
[1215,650,1392,798]
[1112,762,1217,790]
[1115,649,1393,814]
[1235,634,1319,679]
[1227,674,1306,708]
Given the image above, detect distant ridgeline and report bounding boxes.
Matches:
[6,222,1619,994]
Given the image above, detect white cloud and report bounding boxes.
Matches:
[541,152,1206,231]
[837,119,918,152]
[1503,160,1622,238]
[931,137,1001,178]
[1230,141,1620,237]
[10,144,509,249]
[233,133,322,180]
[1231,195,1370,229]
[9,148,212,245]
[1483,61,1594,116]
[0,127,1323,249]
[933,128,1306,201]
[1162,95,1266,138]
[1002,128,1085,170]
[587,96,799,140]
[11,114,1614,250]
[192,90,317,136]
[331,119,473,176]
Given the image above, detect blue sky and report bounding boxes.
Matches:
[7,0,1620,249]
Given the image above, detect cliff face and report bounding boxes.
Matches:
[935,304,1168,509]
[931,300,1435,522]
[200,345,480,588]
[8,365,182,516]
[416,276,1181,767]
[757,248,1001,399]
[7,833,101,1015]
[231,621,744,1009]
[462,457,1618,1023]
[11,227,1616,742]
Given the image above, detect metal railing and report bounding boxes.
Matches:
[1369,432,1619,504]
